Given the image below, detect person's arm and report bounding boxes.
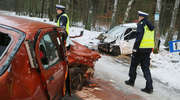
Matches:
[59,16,67,28]
[59,16,68,41]
[133,21,145,50]
[144,18,154,31]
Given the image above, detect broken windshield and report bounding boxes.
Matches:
[107,26,127,36]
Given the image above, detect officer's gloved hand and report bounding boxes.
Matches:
[132,49,137,56]
[132,49,137,53]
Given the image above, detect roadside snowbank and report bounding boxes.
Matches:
[151,49,180,89]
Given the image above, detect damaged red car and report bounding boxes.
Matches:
[0,14,100,100]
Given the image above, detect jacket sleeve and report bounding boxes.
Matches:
[133,21,144,50]
[144,18,154,31]
[59,16,67,28]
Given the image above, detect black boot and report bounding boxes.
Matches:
[141,88,153,94]
[124,80,134,87]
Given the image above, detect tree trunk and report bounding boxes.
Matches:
[15,0,19,15]
[41,0,45,18]
[159,0,175,36]
[153,0,161,53]
[92,0,97,30]
[85,0,93,30]
[164,0,180,47]
[66,0,70,10]
[47,0,54,21]
[122,0,135,24]
[110,0,118,28]
[178,30,180,55]
[177,28,180,40]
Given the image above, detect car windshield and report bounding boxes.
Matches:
[107,26,128,35]
[104,26,130,42]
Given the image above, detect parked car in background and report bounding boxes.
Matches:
[97,23,137,56]
[0,14,100,100]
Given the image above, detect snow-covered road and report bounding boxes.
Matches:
[94,55,180,100]
[1,10,180,100]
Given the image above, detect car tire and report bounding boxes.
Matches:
[98,43,110,54]
[69,67,85,91]
[111,46,121,56]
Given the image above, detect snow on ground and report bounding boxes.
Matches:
[69,27,100,49]
[1,10,180,100]
[94,55,180,100]
[151,49,180,90]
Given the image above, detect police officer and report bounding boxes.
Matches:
[56,4,72,48]
[125,11,154,94]
[56,4,69,34]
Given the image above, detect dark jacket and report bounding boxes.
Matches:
[133,18,154,53]
[56,12,68,28]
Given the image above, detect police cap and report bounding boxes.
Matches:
[138,11,149,17]
[56,4,65,10]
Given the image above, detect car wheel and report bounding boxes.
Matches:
[111,46,121,56]
[70,67,84,90]
[98,43,110,54]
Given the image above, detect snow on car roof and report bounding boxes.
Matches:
[119,23,137,28]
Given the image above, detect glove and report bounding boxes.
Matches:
[132,49,137,53]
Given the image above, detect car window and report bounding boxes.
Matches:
[39,33,60,69]
[124,28,132,36]
[0,32,12,59]
[124,28,137,40]
[0,25,25,76]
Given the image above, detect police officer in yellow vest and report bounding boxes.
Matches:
[56,4,72,48]
[125,11,154,94]
[56,4,69,34]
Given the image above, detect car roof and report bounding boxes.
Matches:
[119,23,137,28]
[0,14,55,40]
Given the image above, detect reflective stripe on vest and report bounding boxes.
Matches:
[139,25,155,48]
[57,13,69,35]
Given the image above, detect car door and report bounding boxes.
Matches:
[123,28,136,52]
[127,28,136,51]
[35,28,67,100]
[0,25,25,98]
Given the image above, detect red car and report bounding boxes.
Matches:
[0,14,100,100]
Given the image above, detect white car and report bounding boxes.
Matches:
[98,23,137,56]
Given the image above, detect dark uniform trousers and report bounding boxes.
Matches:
[129,51,153,89]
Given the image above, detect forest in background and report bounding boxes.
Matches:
[0,0,180,48]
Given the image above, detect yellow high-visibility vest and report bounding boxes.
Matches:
[57,13,69,35]
[139,25,155,48]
